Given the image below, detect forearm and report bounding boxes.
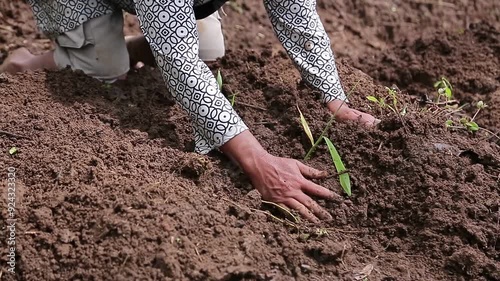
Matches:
[220,130,268,174]
[264,0,347,103]
[134,0,248,154]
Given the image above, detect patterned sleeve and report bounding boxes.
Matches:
[263,0,347,103]
[133,0,248,154]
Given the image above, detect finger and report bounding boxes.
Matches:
[350,109,380,127]
[296,161,328,179]
[293,192,332,221]
[284,198,320,224]
[301,180,340,200]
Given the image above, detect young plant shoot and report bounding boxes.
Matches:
[324,137,351,196]
[434,77,453,103]
[367,86,406,116]
[296,81,359,196]
[216,69,223,91]
[297,105,314,146]
[216,69,236,106]
[446,100,486,133]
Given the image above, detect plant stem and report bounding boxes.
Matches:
[304,80,360,160]
[480,128,500,141]
[471,108,481,122]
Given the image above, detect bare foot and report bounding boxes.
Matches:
[0,47,35,74]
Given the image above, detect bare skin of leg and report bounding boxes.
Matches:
[0,35,153,75]
[0,47,57,74]
[0,46,128,80]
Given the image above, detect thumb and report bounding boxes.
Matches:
[296,161,328,179]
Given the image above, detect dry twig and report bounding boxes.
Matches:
[0,129,30,139]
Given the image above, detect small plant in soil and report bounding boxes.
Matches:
[216,69,237,106]
[430,80,499,139]
[445,100,486,133]
[229,92,237,106]
[296,81,360,196]
[216,69,223,91]
[297,106,351,196]
[434,77,453,103]
[367,86,407,116]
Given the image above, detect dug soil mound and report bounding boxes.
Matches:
[1,48,499,280]
[357,22,500,132]
[1,0,500,281]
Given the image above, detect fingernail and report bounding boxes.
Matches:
[374,118,382,125]
[320,211,333,221]
[328,192,341,201]
[325,213,333,221]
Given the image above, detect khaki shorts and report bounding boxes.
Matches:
[54,11,225,82]
[54,11,129,82]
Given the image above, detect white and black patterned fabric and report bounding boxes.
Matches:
[27,0,347,154]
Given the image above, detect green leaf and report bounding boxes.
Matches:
[433,80,442,88]
[230,94,236,106]
[324,137,351,196]
[366,96,379,103]
[297,106,315,146]
[9,147,18,155]
[445,120,453,127]
[466,121,479,132]
[445,87,452,98]
[379,97,386,107]
[216,69,223,90]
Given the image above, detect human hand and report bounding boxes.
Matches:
[246,152,336,223]
[327,99,380,127]
[221,131,337,223]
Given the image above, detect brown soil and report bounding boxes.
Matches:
[356,22,500,132]
[1,1,500,281]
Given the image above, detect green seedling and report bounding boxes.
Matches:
[434,77,453,103]
[366,95,385,107]
[445,119,453,128]
[303,80,360,161]
[296,81,359,196]
[324,137,351,196]
[216,69,237,106]
[472,100,487,121]
[460,118,479,132]
[216,69,238,106]
[297,107,351,196]
[216,69,223,91]
[9,147,18,155]
[367,86,406,116]
[297,105,314,146]
[445,101,486,133]
[230,92,237,106]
